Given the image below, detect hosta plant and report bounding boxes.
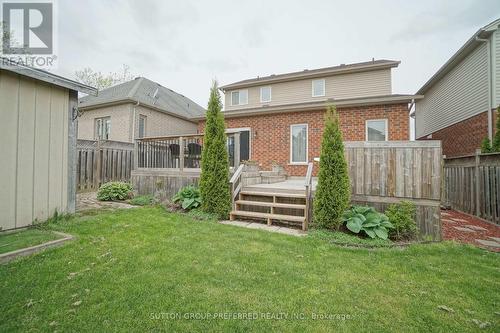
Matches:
[172,185,202,210]
[342,206,394,240]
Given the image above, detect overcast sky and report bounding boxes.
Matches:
[56,0,500,108]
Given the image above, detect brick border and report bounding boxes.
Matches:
[0,231,74,264]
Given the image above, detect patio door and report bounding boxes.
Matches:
[239,130,250,162]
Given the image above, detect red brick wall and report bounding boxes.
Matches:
[418,110,498,157]
[198,103,409,176]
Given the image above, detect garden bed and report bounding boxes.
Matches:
[0,229,73,263]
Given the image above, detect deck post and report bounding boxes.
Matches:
[179,137,184,172]
[234,132,241,168]
[133,139,139,170]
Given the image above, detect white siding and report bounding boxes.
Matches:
[494,29,500,107]
[415,43,489,138]
[224,69,392,111]
[0,70,70,230]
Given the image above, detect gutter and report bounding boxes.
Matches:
[476,36,493,141]
[132,101,140,141]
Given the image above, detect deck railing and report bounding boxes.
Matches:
[304,162,314,230]
[134,132,241,172]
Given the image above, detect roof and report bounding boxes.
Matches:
[192,94,421,120]
[0,57,97,95]
[220,59,400,91]
[416,18,500,95]
[79,77,205,120]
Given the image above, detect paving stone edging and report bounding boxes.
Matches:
[0,231,74,264]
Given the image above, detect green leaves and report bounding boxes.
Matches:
[173,185,202,210]
[342,205,394,240]
[97,182,133,201]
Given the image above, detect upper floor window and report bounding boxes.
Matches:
[231,89,248,106]
[366,119,388,141]
[312,79,325,97]
[260,86,271,103]
[138,115,146,139]
[95,117,110,140]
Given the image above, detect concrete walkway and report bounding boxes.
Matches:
[442,210,500,252]
[220,220,307,237]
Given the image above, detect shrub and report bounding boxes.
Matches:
[342,206,394,240]
[313,105,351,229]
[493,106,500,152]
[97,182,133,201]
[385,201,417,241]
[481,137,492,153]
[199,81,231,219]
[129,195,154,206]
[172,185,202,210]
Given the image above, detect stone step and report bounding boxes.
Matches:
[236,200,306,210]
[261,175,287,184]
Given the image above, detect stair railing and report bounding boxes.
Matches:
[304,162,314,230]
[229,164,245,211]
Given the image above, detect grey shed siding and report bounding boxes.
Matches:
[0,70,73,230]
[415,43,489,138]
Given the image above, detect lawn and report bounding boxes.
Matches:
[0,207,498,332]
[0,228,61,254]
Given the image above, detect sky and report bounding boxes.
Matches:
[54,0,500,109]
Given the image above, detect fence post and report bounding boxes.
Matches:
[179,137,184,172]
[96,140,102,189]
[475,149,481,217]
[133,139,138,170]
[441,154,447,207]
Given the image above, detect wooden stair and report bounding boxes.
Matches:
[230,188,307,230]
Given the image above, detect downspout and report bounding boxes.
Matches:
[132,101,140,141]
[476,36,493,141]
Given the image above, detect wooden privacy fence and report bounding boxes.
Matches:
[344,141,442,240]
[76,140,134,192]
[443,151,499,225]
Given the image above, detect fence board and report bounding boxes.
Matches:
[443,151,500,225]
[76,140,134,192]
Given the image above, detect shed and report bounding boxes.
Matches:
[0,59,97,230]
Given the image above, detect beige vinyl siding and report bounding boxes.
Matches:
[0,70,70,230]
[224,69,392,111]
[132,105,197,139]
[415,43,489,138]
[494,29,500,107]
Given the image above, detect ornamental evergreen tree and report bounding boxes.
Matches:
[313,105,351,229]
[481,137,492,153]
[492,106,500,152]
[199,81,231,218]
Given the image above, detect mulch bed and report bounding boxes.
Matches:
[441,209,500,252]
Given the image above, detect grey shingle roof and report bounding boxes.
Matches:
[79,77,205,119]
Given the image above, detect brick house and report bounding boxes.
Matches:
[414,18,500,157]
[196,60,420,176]
[78,77,205,143]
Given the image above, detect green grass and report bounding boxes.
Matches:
[0,207,499,332]
[309,228,394,247]
[128,195,154,206]
[0,228,61,254]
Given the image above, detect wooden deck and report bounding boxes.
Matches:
[244,178,317,194]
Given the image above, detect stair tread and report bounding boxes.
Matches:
[230,210,305,222]
[240,190,305,198]
[236,200,306,209]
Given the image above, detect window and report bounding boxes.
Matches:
[312,79,325,97]
[290,124,308,164]
[230,89,248,106]
[138,115,146,139]
[366,119,388,141]
[260,86,271,103]
[95,117,111,140]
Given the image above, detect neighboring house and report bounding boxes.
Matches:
[196,59,421,176]
[78,77,205,143]
[414,18,500,157]
[0,58,97,231]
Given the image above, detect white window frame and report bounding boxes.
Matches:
[260,86,272,103]
[230,89,248,106]
[95,117,111,140]
[289,123,308,165]
[365,119,389,142]
[311,79,325,97]
[138,115,147,139]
